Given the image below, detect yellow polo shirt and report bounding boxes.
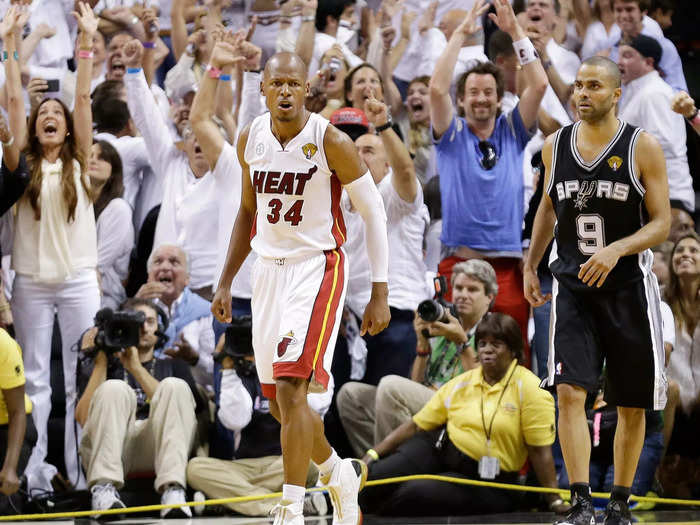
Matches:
[0,328,33,425]
[413,359,555,472]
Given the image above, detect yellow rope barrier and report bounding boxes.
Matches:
[1,474,698,521]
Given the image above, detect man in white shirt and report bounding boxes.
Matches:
[343,95,430,385]
[618,34,695,214]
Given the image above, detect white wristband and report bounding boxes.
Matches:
[513,37,539,66]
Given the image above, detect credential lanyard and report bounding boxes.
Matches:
[480,360,517,451]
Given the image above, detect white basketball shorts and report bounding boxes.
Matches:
[250,248,347,399]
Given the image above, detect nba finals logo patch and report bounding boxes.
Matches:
[607,155,623,171]
[277,331,297,357]
[302,143,317,160]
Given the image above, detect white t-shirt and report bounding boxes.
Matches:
[343,170,430,315]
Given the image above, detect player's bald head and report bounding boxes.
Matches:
[264,52,308,81]
[579,56,621,88]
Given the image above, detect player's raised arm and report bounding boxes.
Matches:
[212,124,257,323]
[324,124,391,336]
[524,133,557,306]
[578,131,671,288]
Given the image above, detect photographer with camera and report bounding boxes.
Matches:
[338,260,497,457]
[75,298,205,518]
[186,316,331,517]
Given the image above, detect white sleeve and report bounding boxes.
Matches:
[660,301,675,348]
[237,72,265,133]
[217,369,254,432]
[181,316,215,376]
[124,69,178,175]
[344,172,388,282]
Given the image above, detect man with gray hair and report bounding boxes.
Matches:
[337,259,498,458]
[135,244,215,388]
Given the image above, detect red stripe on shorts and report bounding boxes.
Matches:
[273,249,344,390]
[250,213,258,241]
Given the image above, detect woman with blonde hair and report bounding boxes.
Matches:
[2,2,101,491]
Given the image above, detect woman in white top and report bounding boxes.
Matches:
[2,3,101,491]
[90,140,134,310]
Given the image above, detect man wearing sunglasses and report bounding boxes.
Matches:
[429,0,548,350]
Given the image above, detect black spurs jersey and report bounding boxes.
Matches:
[547,120,653,291]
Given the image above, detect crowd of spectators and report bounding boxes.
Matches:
[0,0,699,518]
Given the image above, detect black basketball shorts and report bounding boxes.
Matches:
[543,273,667,410]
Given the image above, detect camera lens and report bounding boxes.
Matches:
[417,300,444,323]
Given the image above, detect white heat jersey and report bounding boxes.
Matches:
[244,112,346,260]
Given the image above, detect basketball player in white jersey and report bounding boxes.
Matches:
[212,47,391,524]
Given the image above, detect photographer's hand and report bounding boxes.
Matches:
[119,346,142,374]
[413,312,431,348]
[426,311,467,345]
[164,334,199,366]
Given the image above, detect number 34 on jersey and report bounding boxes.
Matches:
[252,166,317,226]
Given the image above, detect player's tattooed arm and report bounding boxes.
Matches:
[524,133,556,306]
[212,124,256,323]
[578,131,670,288]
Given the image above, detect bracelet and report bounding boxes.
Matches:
[366,448,379,461]
[78,49,94,59]
[375,119,393,133]
[512,37,539,66]
[206,64,222,79]
[142,41,156,49]
[302,15,315,22]
[1,50,19,61]
[220,73,232,81]
[1,135,14,147]
[686,108,700,125]
[126,67,142,74]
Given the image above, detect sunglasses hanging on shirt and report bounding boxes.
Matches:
[478,140,498,171]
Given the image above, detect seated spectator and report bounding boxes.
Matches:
[664,233,700,445]
[668,208,696,244]
[135,244,215,388]
[90,140,134,310]
[338,260,497,458]
[618,35,695,215]
[0,329,36,515]
[343,95,430,385]
[430,0,548,355]
[75,298,205,517]
[187,320,331,517]
[358,313,564,516]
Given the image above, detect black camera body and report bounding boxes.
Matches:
[94,307,146,353]
[215,315,256,377]
[417,276,458,337]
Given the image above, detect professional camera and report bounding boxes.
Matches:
[417,276,458,337]
[94,307,146,353]
[215,316,256,377]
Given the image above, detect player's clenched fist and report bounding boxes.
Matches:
[211,287,233,323]
[361,282,391,336]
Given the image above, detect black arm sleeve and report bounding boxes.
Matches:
[0,154,30,216]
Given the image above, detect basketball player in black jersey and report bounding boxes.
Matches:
[524,56,671,525]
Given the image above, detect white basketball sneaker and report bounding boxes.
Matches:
[270,500,305,525]
[322,458,368,525]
